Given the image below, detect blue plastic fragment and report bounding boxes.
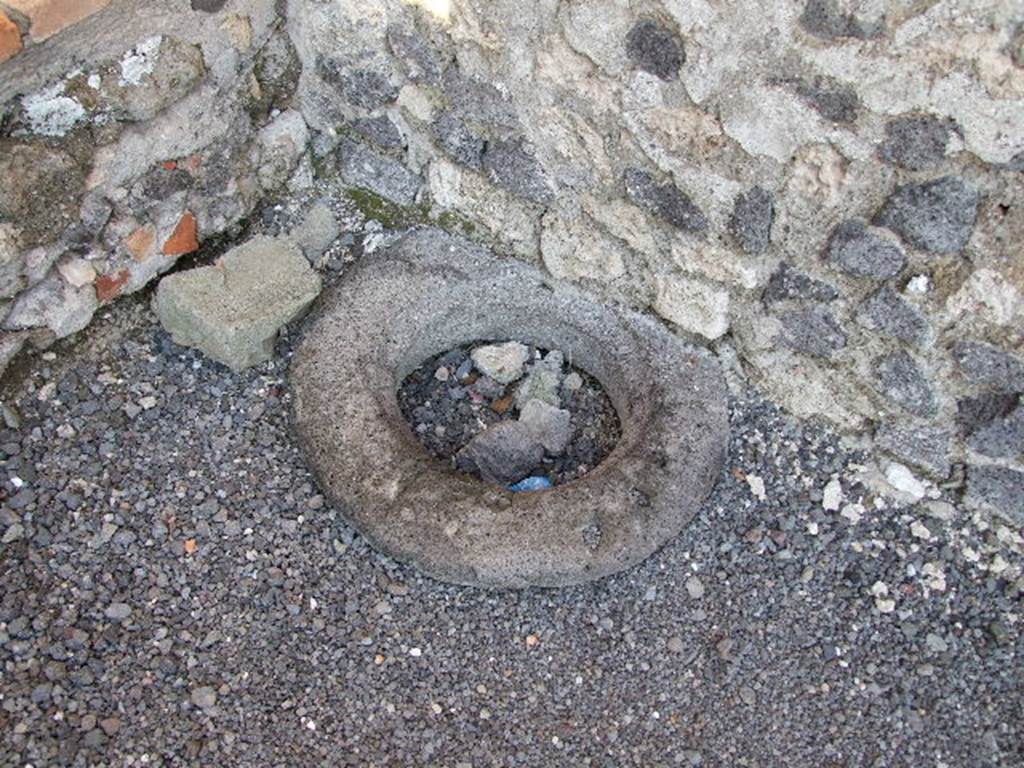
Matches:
[508,476,553,493]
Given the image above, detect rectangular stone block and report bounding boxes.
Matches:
[6,0,110,41]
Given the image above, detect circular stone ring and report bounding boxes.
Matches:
[290,228,729,588]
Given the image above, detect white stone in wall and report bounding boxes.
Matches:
[720,87,819,163]
[944,269,1024,331]
[653,274,730,341]
[540,211,626,284]
[557,2,634,77]
[670,241,764,291]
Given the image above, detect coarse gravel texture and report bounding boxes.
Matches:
[1,257,1023,767]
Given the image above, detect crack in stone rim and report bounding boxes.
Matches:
[289,228,729,588]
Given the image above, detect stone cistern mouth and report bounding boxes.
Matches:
[289,228,730,588]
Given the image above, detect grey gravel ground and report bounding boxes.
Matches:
[1,260,1022,767]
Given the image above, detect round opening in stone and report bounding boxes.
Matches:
[290,229,729,587]
[397,339,622,491]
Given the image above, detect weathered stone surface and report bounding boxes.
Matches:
[154,236,322,371]
[456,421,544,485]
[855,287,929,345]
[386,24,444,84]
[431,113,484,169]
[624,168,707,235]
[250,29,302,119]
[968,401,1024,459]
[441,70,518,131]
[873,351,936,417]
[540,211,626,283]
[763,262,838,303]
[0,224,24,299]
[518,399,572,455]
[778,305,847,358]
[255,109,308,192]
[953,341,1024,393]
[290,228,729,587]
[874,423,951,478]
[290,202,339,264]
[481,139,552,205]
[958,393,1019,437]
[879,115,957,171]
[351,115,404,150]
[729,186,774,255]
[57,256,96,288]
[337,139,421,206]
[3,272,96,338]
[102,36,205,122]
[799,0,882,40]
[967,465,1024,524]
[625,19,684,81]
[786,75,861,124]
[654,274,730,341]
[191,0,227,11]
[875,176,979,254]
[514,351,564,409]
[0,141,86,247]
[319,60,399,110]
[471,341,530,384]
[826,220,906,280]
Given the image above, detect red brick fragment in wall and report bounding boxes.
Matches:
[95,270,129,303]
[162,212,199,256]
[0,12,22,63]
[5,0,111,41]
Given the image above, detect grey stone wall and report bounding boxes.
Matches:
[0,0,1021,519]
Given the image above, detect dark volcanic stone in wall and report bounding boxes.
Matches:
[337,139,421,206]
[729,186,774,255]
[624,168,707,235]
[432,112,485,169]
[763,262,838,303]
[442,70,519,131]
[879,115,957,171]
[778,305,847,358]
[790,75,861,124]
[799,0,883,40]
[826,220,906,279]
[968,465,1024,524]
[855,286,929,345]
[967,402,1024,459]
[958,393,1020,437]
[953,341,1024,393]
[873,350,936,417]
[874,423,951,478]
[0,142,87,248]
[874,176,979,254]
[351,115,404,150]
[318,59,399,110]
[481,139,552,205]
[625,20,685,81]
[191,0,228,11]
[386,24,444,85]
